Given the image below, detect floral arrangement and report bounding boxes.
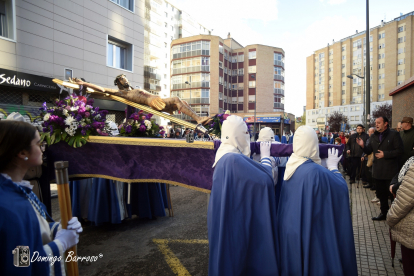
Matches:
[208,110,231,139]
[118,110,165,138]
[39,95,109,148]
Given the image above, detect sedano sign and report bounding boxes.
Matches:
[0,68,60,93]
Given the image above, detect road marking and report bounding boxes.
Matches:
[153,239,208,276]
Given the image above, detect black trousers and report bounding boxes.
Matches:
[374,178,392,215]
[361,160,368,182]
[350,157,361,181]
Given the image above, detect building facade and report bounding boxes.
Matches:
[306,11,414,131]
[390,75,414,127]
[170,34,294,135]
[143,0,210,125]
[0,0,210,125]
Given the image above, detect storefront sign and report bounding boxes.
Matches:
[0,68,61,93]
[244,116,281,123]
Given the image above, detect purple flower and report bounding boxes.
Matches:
[49,126,54,133]
[125,125,132,133]
[139,125,146,132]
[85,112,90,118]
[92,121,101,129]
[43,127,48,132]
[76,114,82,121]
[146,113,153,120]
[86,98,94,106]
[130,113,140,121]
[81,129,87,136]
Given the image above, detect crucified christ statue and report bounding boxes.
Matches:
[69,74,210,125]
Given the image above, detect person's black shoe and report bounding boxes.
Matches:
[372,214,387,221]
[370,186,376,191]
[350,180,355,184]
[363,185,373,189]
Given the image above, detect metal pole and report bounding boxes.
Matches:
[254,91,257,141]
[365,0,370,129]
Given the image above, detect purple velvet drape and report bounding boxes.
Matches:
[47,140,343,192]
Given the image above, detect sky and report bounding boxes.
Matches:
[169,0,414,117]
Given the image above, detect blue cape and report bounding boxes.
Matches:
[0,175,51,275]
[276,160,357,276]
[208,153,278,276]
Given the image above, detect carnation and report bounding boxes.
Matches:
[43,113,51,121]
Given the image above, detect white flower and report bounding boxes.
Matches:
[43,113,50,121]
[70,106,79,111]
[65,127,75,136]
[86,105,92,110]
[64,115,75,126]
[94,114,101,120]
[62,109,68,116]
[81,122,86,127]
[144,120,152,129]
[225,110,230,115]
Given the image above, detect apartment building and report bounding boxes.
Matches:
[170,34,294,136]
[306,11,414,131]
[0,0,209,124]
[143,0,210,125]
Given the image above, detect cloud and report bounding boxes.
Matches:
[320,0,347,4]
[170,0,278,45]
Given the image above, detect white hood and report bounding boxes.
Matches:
[257,127,275,142]
[284,125,322,180]
[212,115,250,168]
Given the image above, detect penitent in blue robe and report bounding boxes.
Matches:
[0,174,64,276]
[277,160,357,276]
[208,153,278,276]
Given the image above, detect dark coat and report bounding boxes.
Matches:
[346,132,369,157]
[400,127,414,165]
[362,128,404,180]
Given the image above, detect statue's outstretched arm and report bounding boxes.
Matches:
[69,78,119,94]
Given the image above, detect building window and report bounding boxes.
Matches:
[342,64,345,69]
[219,61,223,68]
[165,22,167,27]
[64,68,73,80]
[0,0,15,40]
[342,47,345,51]
[249,51,256,59]
[248,66,256,73]
[342,82,346,86]
[107,37,133,71]
[238,68,244,76]
[249,81,256,88]
[110,0,134,12]
[165,12,168,17]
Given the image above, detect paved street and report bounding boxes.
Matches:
[349,177,404,276]
[50,175,406,275]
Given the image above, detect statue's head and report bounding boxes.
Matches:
[114,74,130,89]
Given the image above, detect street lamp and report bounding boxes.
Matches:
[251,75,257,140]
[347,72,366,126]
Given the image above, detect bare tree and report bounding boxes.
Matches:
[327,111,349,132]
[370,103,392,127]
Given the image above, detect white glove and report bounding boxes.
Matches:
[67,217,83,234]
[327,148,342,171]
[55,229,79,252]
[260,141,271,159]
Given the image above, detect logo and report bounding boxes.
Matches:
[12,246,30,267]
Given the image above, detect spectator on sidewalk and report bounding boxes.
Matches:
[344,134,351,175]
[346,124,369,184]
[386,155,414,275]
[364,127,376,189]
[399,117,414,166]
[339,131,346,145]
[357,116,404,221]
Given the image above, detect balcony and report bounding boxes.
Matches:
[274,75,285,82]
[274,60,285,68]
[172,65,210,75]
[274,89,284,96]
[273,103,284,109]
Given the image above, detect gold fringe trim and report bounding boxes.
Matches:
[87,136,214,149]
[52,174,211,194]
